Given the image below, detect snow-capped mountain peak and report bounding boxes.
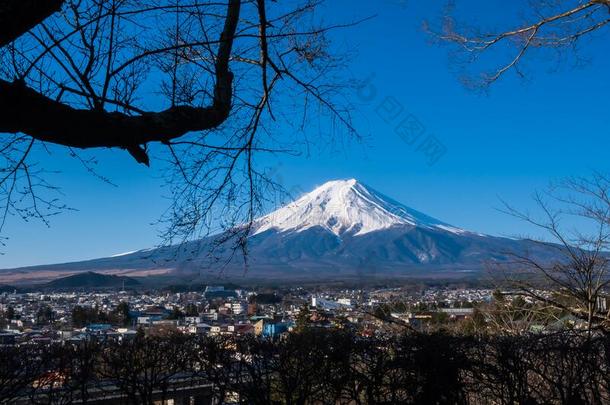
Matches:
[3,178,549,283]
[253,178,468,237]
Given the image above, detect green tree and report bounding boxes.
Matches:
[184,303,199,317]
[432,311,450,325]
[295,304,312,331]
[72,305,103,328]
[114,301,131,327]
[167,307,184,320]
[36,305,54,325]
[72,306,91,328]
[5,306,15,320]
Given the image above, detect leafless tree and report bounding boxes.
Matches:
[0,343,48,402]
[482,291,562,335]
[8,328,610,404]
[62,340,101,404]
[190,334,236,404]
[98,333,191,404]
[28,344,73,405]
[499,174,610,331]
[428,0,610,88]
[0,0,359,259]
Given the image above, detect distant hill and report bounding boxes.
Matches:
[0,284,17,293]
[45,272,140,289]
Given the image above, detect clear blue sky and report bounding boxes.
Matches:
[2,0,609,268]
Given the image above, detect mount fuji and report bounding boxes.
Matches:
[0,179,553,283]
[253,179,470,238]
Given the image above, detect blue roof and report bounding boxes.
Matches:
[87,323,112,330]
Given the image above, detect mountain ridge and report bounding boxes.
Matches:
[0,179,553,283]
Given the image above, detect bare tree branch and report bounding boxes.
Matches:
[429,0,610,88]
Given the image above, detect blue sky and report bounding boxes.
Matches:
[2,0,610,268]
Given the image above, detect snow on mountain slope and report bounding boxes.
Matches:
[2,178,556,282]
[253,179,470,237]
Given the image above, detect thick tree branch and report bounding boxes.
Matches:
[0,79,233,165]
[0,0,241,165]
[0,0,65,47]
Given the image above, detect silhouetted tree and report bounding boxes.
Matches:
[190,335,236,404]
[0,0,357,257]
[113,301,131,326]
[184,303,199,317]
[62,340,101,404]
[98,333,191,405]
[166,307,185,320]
[36,304,55,325]
[5,305,15,320]
[0,344,48,402]
[8,323,610,403]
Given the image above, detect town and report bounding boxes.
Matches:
[0,283,495,345]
